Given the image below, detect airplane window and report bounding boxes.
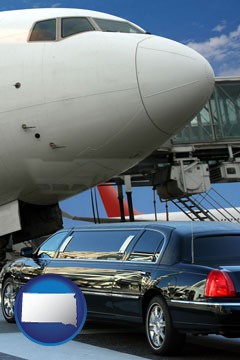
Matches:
[93,18,144,34]
[62,17,95,38]
[29,19,56,41]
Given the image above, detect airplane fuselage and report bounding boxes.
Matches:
[0,8,214,207]
[0,8,215,250]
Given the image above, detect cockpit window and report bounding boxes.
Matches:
[93,18,143,34]
[62,17,95,38]
[29,19,56,41]
[29,16,143,43]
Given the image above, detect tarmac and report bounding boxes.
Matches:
[0,332,145,360]
[0,288,144,360]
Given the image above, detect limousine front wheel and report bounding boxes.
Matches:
[1,278,16,323]
[146,296,185,355]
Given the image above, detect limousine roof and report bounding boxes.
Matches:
[62,221,240,265]
[66,221,240,238]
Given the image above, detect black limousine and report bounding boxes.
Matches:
[1,221,240,355]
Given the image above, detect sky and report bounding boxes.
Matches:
[1,0,240,226]
[2,0,240,76]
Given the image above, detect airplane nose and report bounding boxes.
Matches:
[136,36,215,134]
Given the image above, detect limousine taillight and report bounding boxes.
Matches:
[205,270,236,297]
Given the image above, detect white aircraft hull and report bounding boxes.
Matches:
[0,8,214,207]
[0,8,214,248]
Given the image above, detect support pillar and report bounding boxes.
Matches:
[117,184,126,222]
[124,176,134,222]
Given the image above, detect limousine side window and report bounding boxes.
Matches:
[194,235,240,265]
[60,230,138,260]
[37,231,68,258]
[127,230,164,262]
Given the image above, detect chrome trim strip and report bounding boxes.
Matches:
[83,291,111,297]
[112,293,140,299]
[170,299,240,307]
[53,257,122,262]
[51,257,160,264]
[119,235,135,253]
[83,290,139,300]
[71,227,145,232]
[59,236,73,252]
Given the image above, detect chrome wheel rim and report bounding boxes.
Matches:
[3,283,16,318]
[148,303,166,348]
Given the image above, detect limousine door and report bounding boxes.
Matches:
[43,229,139,317]
[43,258,117,316]
[112,229,165,320]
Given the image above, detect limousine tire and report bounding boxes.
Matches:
[1,278,16,323]
[145,296,185,355]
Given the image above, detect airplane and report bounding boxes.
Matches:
[99,185,240,222]
[63,184,240,223]
[0,8,214,265]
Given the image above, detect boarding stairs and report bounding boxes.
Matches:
[171,188,240,223]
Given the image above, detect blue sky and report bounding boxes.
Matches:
[2,0,240,75]
[1,0,240,225]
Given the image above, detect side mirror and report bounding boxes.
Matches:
[20,246,33,258]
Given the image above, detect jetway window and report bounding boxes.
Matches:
[61,17,95,38]
[29,19,56,41]
[93,18,143,33]
[173,80,240,144]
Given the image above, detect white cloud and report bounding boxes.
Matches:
[22,0,61,8]
[51,3,61,7]
[212,21,226,33]
[218,64,240,77]
[187,25,240,76]
[32,3,42,8]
